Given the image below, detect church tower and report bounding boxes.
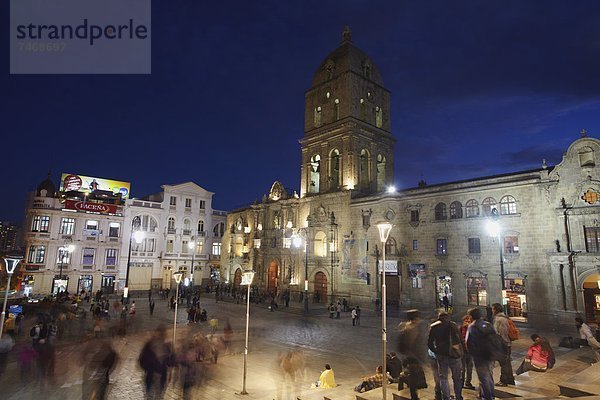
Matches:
[300,27,396,197]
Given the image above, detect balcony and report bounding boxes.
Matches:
[183,229,192,236]
[167,228,176,234]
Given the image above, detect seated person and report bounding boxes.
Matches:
[317,364,336,388]
[354,365,384,393]
[398,357,427,400]
[516,334,555,374]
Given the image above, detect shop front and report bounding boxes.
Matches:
[466,270,488,307]
[582,272,600,323]
[51,275,69,295]
[436,272,453,312]
[77,275,93,295]
[504,272,527,319]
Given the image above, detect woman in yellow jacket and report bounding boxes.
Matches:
[318,364,336,388]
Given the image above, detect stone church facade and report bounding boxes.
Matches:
[222,28,600,328]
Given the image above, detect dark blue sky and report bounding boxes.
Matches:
[3,0,600,221]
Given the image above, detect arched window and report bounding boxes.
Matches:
[435,203,447,221]
[376,154,386,191]
[450,201,462,219]
[183,218,191,230]
[197,220,204,234]
[314,231,327,257]
[481,197,497,217]
[310,154,321,193]
[465,200,480,218]
[140,215,158,232]
[213,222,225,237]
[499,195,517,215]
[375,106,383,128]
[167,217,176,233]
[314,106,322,127]
[359,149,370,189]
[329,149,340,190]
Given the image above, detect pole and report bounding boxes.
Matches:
[173,282,180,345]
[381,243,387,400]
[190,248,195,285]
[0,273,12,340]
[303,240,309,314]
[123,232,133,303]
[241,281,251,394]
[498,234,508,314]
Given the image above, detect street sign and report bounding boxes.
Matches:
[241,271,255,285]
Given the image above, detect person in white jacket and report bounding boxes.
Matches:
[576,317,600,363]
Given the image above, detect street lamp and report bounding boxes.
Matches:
[188,240,195,285]
[293,228,309,314]
[172,271,184,345]
[377,221,392,400]
[123,216,144,303]
[486,208,507,310]
[239,269,255,395]
[55,238,75,295]
[0,256,21,340]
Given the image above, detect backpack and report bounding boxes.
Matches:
[504,316,520,341]
[471,320,506,361]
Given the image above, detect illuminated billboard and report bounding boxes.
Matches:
[60,173,131,199]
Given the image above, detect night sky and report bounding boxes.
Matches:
[3,0,600,222]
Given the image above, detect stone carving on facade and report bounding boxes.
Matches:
[384,208,395,222]
[269,181,286,201]
[316,205,328,223]
[361,209,372,229]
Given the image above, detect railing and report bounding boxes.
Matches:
[183,229,192,236]
[167,228,176,234]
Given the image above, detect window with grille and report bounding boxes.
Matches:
[465,200,479,218]
[450,201,463,219]
[32,215,50,232]
[504,236,519,253]
[435,203,447,220]
[468,238,481,254]
[212,242,221,256]
[482,197,497,217]
[499,196,517,215]
[584,227,600,252]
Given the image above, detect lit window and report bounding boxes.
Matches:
[166,240,174,252]
[450,201,463,219]
[82,248,95,265]
[504,236,519,254]
[465,200,479,218]
[106,249,117,266]
[212,242,222,256]
[27,245,46,263]
[56,248,72,264]
[499,196,517,215]
[412,240,418,251]
[31,215,50,232]
[436,239,447,255]
[60,218,75,235]
[585,227,600,252]
[182,241,189,254]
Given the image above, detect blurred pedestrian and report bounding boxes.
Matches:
[575,317,600,363]
[352,307,357,326]
[492,303,515,386]
[428,311,463,400]
[466,308,495,400]
[460,314,475,390]
[150,299,155,316]
[139,326,173,399]
[82,337,117,400]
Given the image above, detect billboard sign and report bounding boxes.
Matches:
[60,173,130,199]
[378,260,398,275]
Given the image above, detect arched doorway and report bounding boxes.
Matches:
[505,272,527,320]
[314,271,328,303]
[234,268,242,290]
[582,272,600,323]
[268,260,278,296]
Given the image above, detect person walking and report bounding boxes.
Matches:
[491,303,515,386]
[465,308,495,400]
[459,314,475,390]
[336,302,342,319]
[576,317,600,363]
[428,311,464,400]
[351,307,358,326]
[355,306,361,326]
[329,303,335,319]
[139,326,173,399]
[397,309,434,398]
[149,299,155,316]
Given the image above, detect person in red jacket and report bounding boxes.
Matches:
[515,334,555,374]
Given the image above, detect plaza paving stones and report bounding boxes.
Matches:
[0,294,597,399]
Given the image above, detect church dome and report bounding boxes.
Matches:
[36,173,56,197]
[311,27,384,87]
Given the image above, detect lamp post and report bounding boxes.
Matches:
[239,270,255,395]
[172,271,183,345]
[293,230,309,314]
[123,216,143,303]
[56,238,75,295]
[188,240,195,286]
[486,208,507,311]
[377,222,392,400]
[0,256,21,340]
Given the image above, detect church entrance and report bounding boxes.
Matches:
[268,261,278,296]
[314,271,327,303]
[583,272,600,324]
